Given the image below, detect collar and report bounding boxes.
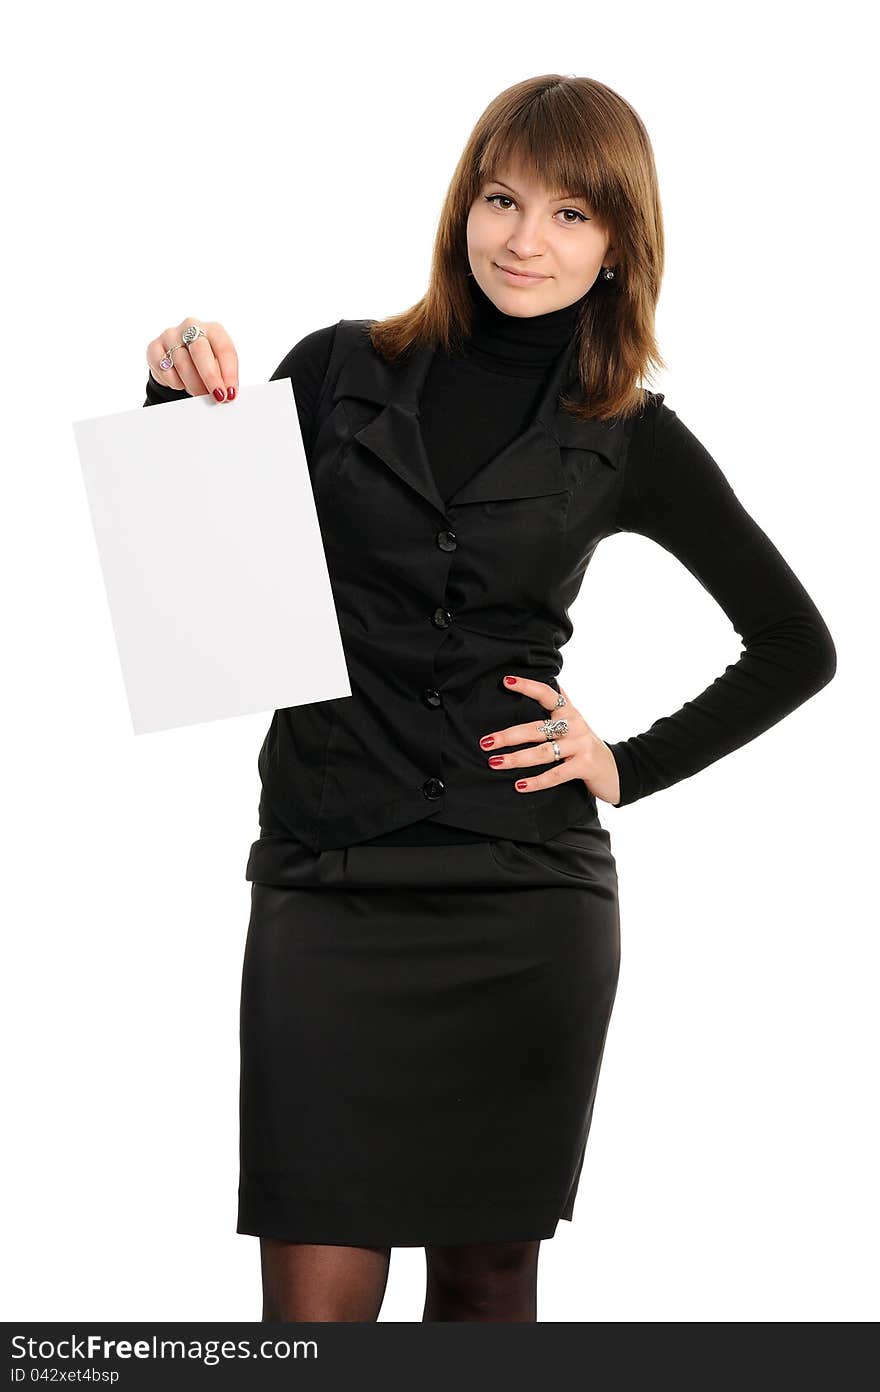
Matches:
[331,323,629,516]
[464,274,587,375]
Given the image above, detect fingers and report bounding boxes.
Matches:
[484,728,588,795]
[180,318,238,398]
[147,335,188,392]
[510,760,575,792]
[481,713,583,751]
[148,323,205,396]
[484,734,584,773]
[146,319,238,399]
[476,673,587,789]
[500,674,564,710]
[208,321,239,397]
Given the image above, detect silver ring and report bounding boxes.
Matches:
[550,740,562,761]
[537,717,568,739]
[553,694,566,709]
[156,323,209,373]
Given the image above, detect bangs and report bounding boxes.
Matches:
[477,117,614,219]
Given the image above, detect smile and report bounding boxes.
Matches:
[494,263,548,284]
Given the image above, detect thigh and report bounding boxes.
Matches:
[425,1239,541,1285]
[260,1238,392,1322]
[423,1240,541,1321]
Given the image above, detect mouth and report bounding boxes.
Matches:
[494,262,549,284]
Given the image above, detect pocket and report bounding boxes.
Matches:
[488,818,617,894]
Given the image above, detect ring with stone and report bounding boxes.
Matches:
[156,323,209,373]
[538,717,569,739]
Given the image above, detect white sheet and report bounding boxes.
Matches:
[73,380,350,734]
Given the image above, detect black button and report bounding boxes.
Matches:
[422,777,445,800]
[436,528,458,552]
[432,607,452,629]
[422,689,442,709]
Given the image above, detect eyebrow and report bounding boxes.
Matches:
[489,179,587,204]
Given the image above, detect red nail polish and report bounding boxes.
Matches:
[504,676,517,685]
[213,387,226,401]
[488,756,504,767]
[480,736,495,749]
[226,386,236,400]
[515,780,528,790]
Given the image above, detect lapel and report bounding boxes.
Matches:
[332,327,628,516]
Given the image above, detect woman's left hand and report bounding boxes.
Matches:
[478,675,621,807]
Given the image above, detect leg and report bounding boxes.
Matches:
[422,1240,541,1322]
[260,1238,392,1322]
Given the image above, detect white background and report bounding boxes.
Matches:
[2,0,875,1323]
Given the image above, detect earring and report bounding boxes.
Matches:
[602,267,615,280]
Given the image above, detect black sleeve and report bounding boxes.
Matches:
[143,371,190,407]
[142,323,339,446]
[604,394,837,806]
[264,323,338,453]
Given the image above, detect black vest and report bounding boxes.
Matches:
[253,319,635,852]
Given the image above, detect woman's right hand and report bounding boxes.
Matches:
[146,318,239,401]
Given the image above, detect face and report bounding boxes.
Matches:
[466,158,614,316]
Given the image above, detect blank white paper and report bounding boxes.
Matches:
[73,380,351,735]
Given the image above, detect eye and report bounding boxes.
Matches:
[483,194,590,224]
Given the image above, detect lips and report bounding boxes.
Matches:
[495,263,547,281]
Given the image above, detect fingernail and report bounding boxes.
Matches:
[226,386,236,400]
[213,387,226,402]
[480,736,495,749]
[488,756,504,767]
[515,780,528,790]
[504,676,517,685]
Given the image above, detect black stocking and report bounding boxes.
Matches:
[422,1240,541,1322]
[259,1235,541,1322]
[260,1239,392,1322]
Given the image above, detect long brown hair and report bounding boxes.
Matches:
[369,74,666,421]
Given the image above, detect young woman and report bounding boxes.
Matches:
[144,74,836,1322]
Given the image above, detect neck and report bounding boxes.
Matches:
[463,273,587,377]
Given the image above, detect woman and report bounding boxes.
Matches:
[144,75,836,1322]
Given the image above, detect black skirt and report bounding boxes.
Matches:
[237,812,620,1247]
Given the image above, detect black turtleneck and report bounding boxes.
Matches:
[460,272,586,374]
[416,274,587,504]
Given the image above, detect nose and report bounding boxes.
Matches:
[504,236,545,263]
[505,219,547,262]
